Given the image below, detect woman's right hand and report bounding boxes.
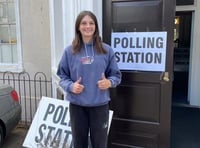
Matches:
[72,77,84,94]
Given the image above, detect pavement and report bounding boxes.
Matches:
[2,125,28,148]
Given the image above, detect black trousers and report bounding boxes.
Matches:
[69,103,109,148]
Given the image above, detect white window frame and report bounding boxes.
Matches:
[0,0,23,72]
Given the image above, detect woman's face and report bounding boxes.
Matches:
[79,15,96,42]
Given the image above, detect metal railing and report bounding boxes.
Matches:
[0,71,52,127]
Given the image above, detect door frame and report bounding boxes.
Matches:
[176,2,200,106]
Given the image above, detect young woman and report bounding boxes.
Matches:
[57,10,121,148]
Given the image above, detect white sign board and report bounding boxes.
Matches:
[111,32,167,71]
[23,96,113,148]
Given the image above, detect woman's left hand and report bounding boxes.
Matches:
[97,73,112,90]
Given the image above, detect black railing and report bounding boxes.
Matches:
[0,71,52,126]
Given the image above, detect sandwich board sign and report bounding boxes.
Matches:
[23,96,113,148]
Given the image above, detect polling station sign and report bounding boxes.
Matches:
[23,97,113,148]
[111,32,167,71]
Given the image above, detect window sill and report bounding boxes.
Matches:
[0,64,24,73]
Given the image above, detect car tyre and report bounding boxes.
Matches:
[0,125,3,147]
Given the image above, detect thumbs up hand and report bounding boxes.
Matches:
[97,73,112,90]
[72,77,84,94]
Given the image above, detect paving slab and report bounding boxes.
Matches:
[2,125,28,148]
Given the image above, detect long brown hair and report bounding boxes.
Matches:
[72,10,107,54]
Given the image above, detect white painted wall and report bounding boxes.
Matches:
[188,1,200,106]
[19,0,51,78]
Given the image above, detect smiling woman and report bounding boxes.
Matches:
[57,10,121,148]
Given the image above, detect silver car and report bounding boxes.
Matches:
[0,84,21,147]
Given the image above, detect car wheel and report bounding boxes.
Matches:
[0,125,3,147]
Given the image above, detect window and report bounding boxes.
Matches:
[0,0,22,72]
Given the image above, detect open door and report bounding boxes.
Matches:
[103,0,175,147]
[173,11,192,105]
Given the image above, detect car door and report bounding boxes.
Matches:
[103,0,175,147]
